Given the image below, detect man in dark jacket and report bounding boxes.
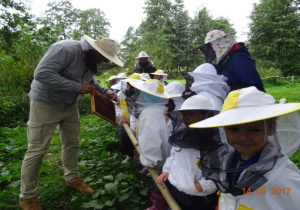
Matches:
[198,30,265,92]
[133,51,157,79]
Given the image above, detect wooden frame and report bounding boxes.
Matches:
[90,90,117,124]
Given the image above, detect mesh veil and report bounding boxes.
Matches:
[197,111,300,195]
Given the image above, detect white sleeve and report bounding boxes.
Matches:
[130,115,138,135]
[198,177,217,194]
[115,104,123,121]
[163,147,176,173]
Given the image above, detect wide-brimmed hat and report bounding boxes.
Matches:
[115,73,127,79]
[179,95,214,111]
[135,51,150,59]
[190,86,300,128]
[150,69,168,76]
[164,81,185,98]
[139,73,151,81]
[128,79,171,99]
[111,83,121,90]
[84,35,124,67]
[107,75,116,81]
[119,73,143,83]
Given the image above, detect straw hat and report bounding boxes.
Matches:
[128,79,171,99]
[84,35,124,67]
[190,86,300,128]
[150,69,168,76]
[179,95,213,111]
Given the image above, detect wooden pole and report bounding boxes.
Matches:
[123,123,181,210]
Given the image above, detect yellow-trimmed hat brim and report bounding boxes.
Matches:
[190,103,300,128]
[150,73,168,76]
[129,80,171,99]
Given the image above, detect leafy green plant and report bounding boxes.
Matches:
[78,94,92,115]
[0,94,29,128]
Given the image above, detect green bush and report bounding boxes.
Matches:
[0,93,94,127]
[78,94,92,115]
[167,68,184,80]
[0,93,29,128]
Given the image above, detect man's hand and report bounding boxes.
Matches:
[80,83,95,94]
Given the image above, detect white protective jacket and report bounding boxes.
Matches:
[219,155,300,210]
[115,91,138,134]
[137,104,171,173]
[163,146,217,196]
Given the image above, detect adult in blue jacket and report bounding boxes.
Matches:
[198,30,265,92]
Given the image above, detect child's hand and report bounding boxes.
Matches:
[157,172,169,186]
[195,182,203,192]
[119,117,130,124]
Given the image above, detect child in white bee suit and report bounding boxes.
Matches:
[115,73,142,163]
[157,94,223,210]
[164,81,185,112]
[164,81,186,133]
[127,79,172,210]
[190,86,300,210]
[181,63,229,111]
[110,72,127,93]
[106,75,116,88]
[150,70,168,86]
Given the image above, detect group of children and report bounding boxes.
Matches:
[107,64,300,210]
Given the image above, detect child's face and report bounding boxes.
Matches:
[182,110,207,127]
[224,120,273,160]
[154,75,163,80]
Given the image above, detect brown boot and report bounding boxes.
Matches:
[66,178,94,195]
[19,197,42,210]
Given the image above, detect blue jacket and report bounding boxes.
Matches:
[217,45,265,92]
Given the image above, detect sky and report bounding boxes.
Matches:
[29,0,260,42]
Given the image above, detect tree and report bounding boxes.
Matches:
[0,0,34,53]
[249,0,300,75]
[119,27,140,69]
[0,0,44,94]
[189,8,234,69]
[74,8,110,40]
[39,0,80,40]
[167,0,191,70]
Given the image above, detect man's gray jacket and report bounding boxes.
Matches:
[29,40,110,109]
